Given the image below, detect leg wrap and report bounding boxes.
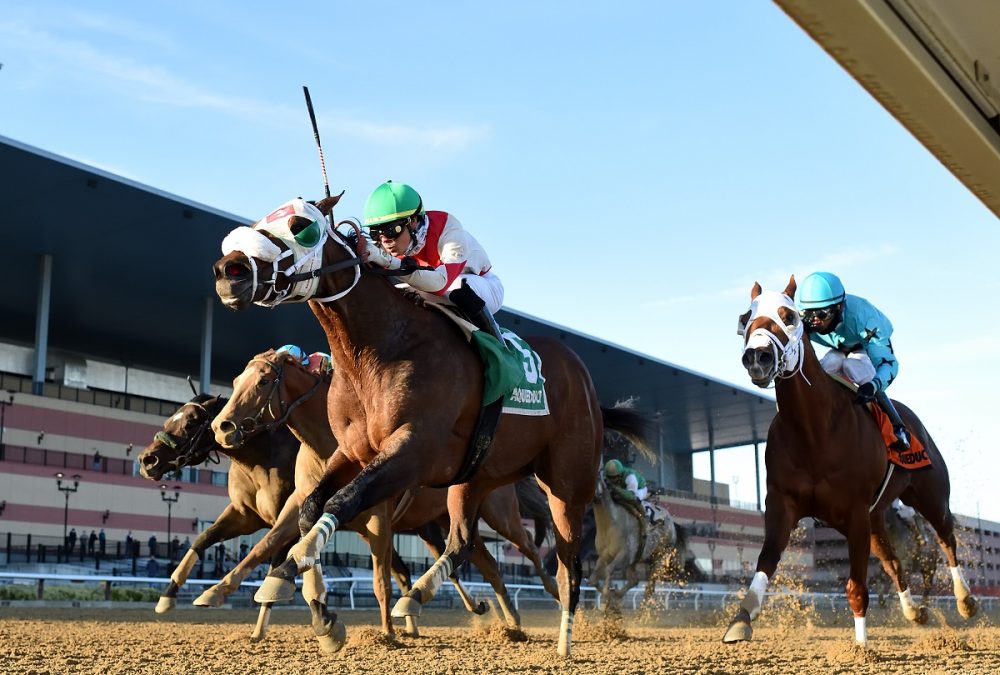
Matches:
[289,513,338,569]
[301,565,327,606]
[410,555,454,603]
[739,571,769,620]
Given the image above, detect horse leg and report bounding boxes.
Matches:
[845,511,873,646]
[362,505,398,640]
[250,541,295,643]
[415,522,488,616]
[258,450,413,603]
[870,515,927,624]
[904,488,978,618]
[160,505,263,613]
[392,482,483,620]
[301,563,347,653]
[464,531,521,629]
[388,546,421,637]
[484,499,560,601]
[536,488,586,658]
[723,495,799,643]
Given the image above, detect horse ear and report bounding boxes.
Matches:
[750,282,762,300]
[784,275,797,299]
[737,310,751,336]
[313,190,345,216]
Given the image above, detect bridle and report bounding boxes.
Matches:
[739,291,811,387]
[234,356,323,435]
[152,400,223,472]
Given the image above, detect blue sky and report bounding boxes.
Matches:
[2,2,998,522]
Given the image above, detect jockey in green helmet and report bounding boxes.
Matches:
[362,181,505,343]
[797,271,910,451]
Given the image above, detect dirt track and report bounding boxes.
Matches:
[1,603,999,674]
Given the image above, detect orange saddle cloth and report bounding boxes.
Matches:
[870,404,931,471]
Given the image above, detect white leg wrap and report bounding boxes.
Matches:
[740,571,769,620]
[291,513,338,568]
[950,566,970,597]
[412,555,453,602]
[854,616,867,645]
[898,588,918,619]
[558,609,573,657]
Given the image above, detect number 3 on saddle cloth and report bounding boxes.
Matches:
[426,302,550,487]
[828,374,931,471]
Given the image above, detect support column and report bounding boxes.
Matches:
[32,254,53,396]
[199,297,213,394]
[754,442,762,512]
[656,414,666,489]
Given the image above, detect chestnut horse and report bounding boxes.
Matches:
[213,348,561,635]
[137,394,301,640]
[726,277,976,646]
[213,194,655,656]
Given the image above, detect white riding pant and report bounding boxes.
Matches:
[819,349,876,385]
[411,271,504,315]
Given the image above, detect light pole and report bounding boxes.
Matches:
[160,484,181,561]
[0,391,14,457]
[55,472,81,555]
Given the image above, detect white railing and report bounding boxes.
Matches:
[2,571,997,614]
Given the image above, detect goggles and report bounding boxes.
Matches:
[291,219,323,248]
[369,217,409,240]
[802,307,836,323]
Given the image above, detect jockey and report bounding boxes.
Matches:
[605,459,656,524]
[797,271,910,451]
[361,181,505,344]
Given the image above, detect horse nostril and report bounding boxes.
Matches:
[225,263,249,280]
[239,418,256,433]
[759,350,773,365]
[219,420,237,435]
[741,351,754,369]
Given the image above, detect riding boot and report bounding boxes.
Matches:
[875,391,911,451]
[449,280,505,345]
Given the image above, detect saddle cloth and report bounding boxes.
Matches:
[425,299,549,416]
[828,374,931,471]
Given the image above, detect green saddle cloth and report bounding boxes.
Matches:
[470,329,547,412]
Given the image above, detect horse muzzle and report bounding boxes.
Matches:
[138,452,166,480]
[742,347,776,388]
[212,418,248,448]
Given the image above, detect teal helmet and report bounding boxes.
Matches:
[798,272,845,310]
[363,181,425,236]
[604,459,624,477]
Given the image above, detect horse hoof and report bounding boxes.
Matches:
[392,596,423,619]
[722,610,753,643]
[193,587,225,608]
[248,629,266,643]
[472,601,489,616]
[958,595,978,619]
[154,596,176,614]
[316,619,347,654]
[255,577,295,604]
[915,605,929,625]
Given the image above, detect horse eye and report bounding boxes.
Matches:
[258,378,269,386]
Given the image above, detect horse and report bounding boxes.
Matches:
[137,394,301,641]
[725,277,977,646]
[875,503,941,606]
[589,475,689,609]
[212,347,561,636]
[212,194,657,656]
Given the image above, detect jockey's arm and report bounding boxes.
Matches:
[864,336,899,392]
[400,218,477,295]
[624,473,640,495]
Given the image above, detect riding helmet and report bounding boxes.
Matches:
[797,272,846,310]
[363,181,425,229]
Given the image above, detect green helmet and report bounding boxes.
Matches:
[798,272,845,310]
[363,181,425,229]
[604,459,624,477]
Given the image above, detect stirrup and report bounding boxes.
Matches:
[891,425,911,451]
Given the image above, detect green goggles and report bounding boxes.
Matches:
[291,219,323,248]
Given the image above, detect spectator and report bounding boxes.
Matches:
[171,536,180,560]
[148,534,158,558]
[67,528,77,555]
[239,542,249,561]
[92,450,102,471]
[146,556,160,577]
[88,530,97,556]
[98,528,106,555]
[125,530,134,556]
[180,536,190,556]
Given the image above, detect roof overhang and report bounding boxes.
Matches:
[774,0,1000,218]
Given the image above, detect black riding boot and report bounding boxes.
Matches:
[449,280,505,344]
[875,391,911,451]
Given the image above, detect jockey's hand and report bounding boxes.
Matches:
[399,256,420,274]
[855,381,877,403]
[364,241,400,270]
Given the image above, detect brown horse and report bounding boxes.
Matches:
[212,348,561,636]
[137,394,300,640]
[725,277,977,646]
[212,194,655,656]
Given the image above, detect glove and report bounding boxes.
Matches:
[398,256,421,274]
[364,241,400,270]
[855,381,877,403]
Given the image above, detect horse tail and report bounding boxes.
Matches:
[515,477,551,547]
[673,523,704,581]
[601,402,659,464]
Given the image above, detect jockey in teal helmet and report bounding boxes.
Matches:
[797,272,910,451]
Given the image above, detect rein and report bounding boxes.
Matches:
[237,358,323,434]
